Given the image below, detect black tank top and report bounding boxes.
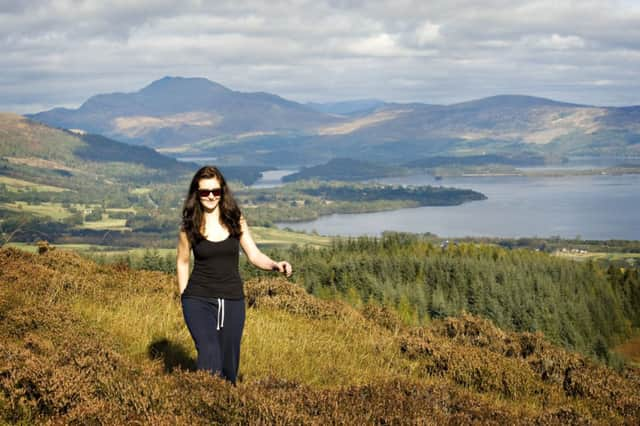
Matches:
[182,236,244,299]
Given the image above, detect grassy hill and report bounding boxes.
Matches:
[0,113,85,162]
[1,247,639,424]
[0,112,198,187]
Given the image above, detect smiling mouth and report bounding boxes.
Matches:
[202,199,219,207]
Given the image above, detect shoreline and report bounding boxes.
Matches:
[437,167,640,179]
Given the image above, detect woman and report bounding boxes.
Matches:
[177,165,292,384]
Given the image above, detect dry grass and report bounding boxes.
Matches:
[1,247,639,424]
[70,273,412,387]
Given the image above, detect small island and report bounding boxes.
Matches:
[282,158,408,182]
[237,180,487,225]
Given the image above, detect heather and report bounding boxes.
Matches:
[1,247,639,424]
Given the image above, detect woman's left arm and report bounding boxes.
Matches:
[239,217,292,277]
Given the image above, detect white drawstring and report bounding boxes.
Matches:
[216,298,225,330]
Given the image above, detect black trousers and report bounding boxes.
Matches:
[181,296,246,384]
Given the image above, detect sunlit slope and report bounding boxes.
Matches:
[0,112,85,165]
[1,247,639,424]
[0,113,196,189]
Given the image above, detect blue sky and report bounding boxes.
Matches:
[1,0,639,113]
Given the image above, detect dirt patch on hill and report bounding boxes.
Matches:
[316,109,411,135]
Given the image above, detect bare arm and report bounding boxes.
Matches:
[176,230,192,294]
[239,217,292,277]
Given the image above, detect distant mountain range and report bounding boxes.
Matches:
[28,77,640,166]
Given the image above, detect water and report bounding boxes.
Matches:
[176,156,218,163]
[276,173,640,240]
[251,169,299,188]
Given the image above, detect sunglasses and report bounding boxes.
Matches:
[198,188,222,198]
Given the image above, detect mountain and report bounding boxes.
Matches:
[300,95,640,163]
[28,78,640,166]
[29,76,341,148]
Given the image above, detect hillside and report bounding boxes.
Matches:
[259,234,640,364]
[0,112,197,187]
[27,78,640,166]
[1,247,639,424]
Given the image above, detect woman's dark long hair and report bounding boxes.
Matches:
[181,166,242,245]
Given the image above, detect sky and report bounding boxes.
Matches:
[2,0,640,113]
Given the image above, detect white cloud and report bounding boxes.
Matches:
[1,0,640,112]
[591,80,616,86]
[414,21,441,46]
[529,34,586,50]
[346,33,401,56]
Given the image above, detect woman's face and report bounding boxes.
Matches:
[197,177,222,211]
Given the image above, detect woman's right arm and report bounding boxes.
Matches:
[176,230,191,295]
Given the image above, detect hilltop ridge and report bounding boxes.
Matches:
[1,246,638,424]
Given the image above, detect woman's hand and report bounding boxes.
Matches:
[272,261,293,277]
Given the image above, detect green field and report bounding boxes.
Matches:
[80,216,129,231]
[106,207,136,213]
[130,187,151,194]
[0,175,68,192]
[0,200,134,230]
[0,201,77,220]
[554,250,640,266]
[250,226,332,248]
